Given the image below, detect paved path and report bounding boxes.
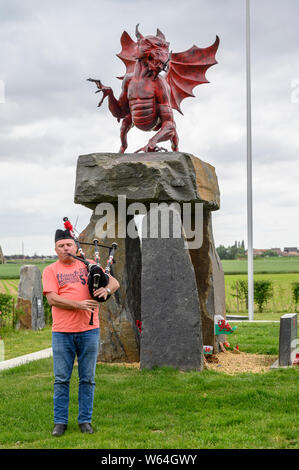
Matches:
[229,320,280,323]
[0,348,53,371]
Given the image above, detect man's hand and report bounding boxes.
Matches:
[46,292,99,312]
[93,287,108,301]
[77,299,99,312]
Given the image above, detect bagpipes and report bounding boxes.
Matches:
[63,217,117,325]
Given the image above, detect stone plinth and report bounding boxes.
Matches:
[16,265,45,330]
[75,152,225,364]
[75,152,220,209]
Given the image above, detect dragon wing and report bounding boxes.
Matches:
[165,36,220,114]
[116,31,137,79]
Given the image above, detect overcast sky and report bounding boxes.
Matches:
[0,0,299,255]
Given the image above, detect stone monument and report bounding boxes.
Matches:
[16,265,45,330]
[75,152,226,369]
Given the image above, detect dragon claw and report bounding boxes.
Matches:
[135,144,168,153]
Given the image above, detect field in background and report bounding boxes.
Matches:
[0,260,55,280]
[223,258,299,314]
[221,257,299,274]
[0,279,18,297]
[0,258,298,314]
[225,273,298,314]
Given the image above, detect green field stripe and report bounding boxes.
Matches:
[5,280,19,294]
[1,281,12,295]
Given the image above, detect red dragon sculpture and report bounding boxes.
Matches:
[88,25,219,153]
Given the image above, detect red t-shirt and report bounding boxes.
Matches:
[42,259,99,332]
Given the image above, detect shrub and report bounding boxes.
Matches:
[0,293,14,327]
[43,295,52,325]
[231,279,275,313]
[231,280,248,311]
[254,280,273,313]
[292,282,299,311]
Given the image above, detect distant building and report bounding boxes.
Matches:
[253,249,267,256]
[284,247,298,253]
[283,247,299,256]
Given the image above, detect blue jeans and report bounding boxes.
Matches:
[52,328,99,425]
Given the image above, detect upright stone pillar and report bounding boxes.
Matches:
[140,206,204,371]
[16,265,45,330]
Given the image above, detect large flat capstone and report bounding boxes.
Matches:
[74,152,220,210]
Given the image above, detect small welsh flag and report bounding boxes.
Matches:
[215,319,237,336]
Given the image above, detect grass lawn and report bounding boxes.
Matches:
[0,326,52,360]
[0,321,279,361]
[0,357,298,449]
[1,322,299,449]
[229,322,279,355]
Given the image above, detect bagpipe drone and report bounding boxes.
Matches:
[63,217,117,325]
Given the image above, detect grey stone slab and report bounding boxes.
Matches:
[17,265,45,330]
[279,313,298,366]
[140,205,204,371]
[74,152,220,210]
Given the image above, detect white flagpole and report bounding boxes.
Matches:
[246,0,254,321]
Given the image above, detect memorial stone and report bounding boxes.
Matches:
[16,265,45,330]
[279,313,298,366]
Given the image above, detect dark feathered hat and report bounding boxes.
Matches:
[55,229,74,243]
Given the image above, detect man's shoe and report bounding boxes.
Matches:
[52,424,67,437]
[79,423,94,434]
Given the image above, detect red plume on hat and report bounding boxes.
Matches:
[63,217,74,237]
[55,217,75,242]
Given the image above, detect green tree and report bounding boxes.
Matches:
[292,282,299,312]
[254,280,273,313]
[262,250,278,257]
[0,293,14,327]
[231,280,248,311]
[216,241,246,260]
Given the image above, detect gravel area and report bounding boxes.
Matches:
[204,351,276,375]
[98,352,277,375]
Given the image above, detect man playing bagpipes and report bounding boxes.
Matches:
[42,219,119,437]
